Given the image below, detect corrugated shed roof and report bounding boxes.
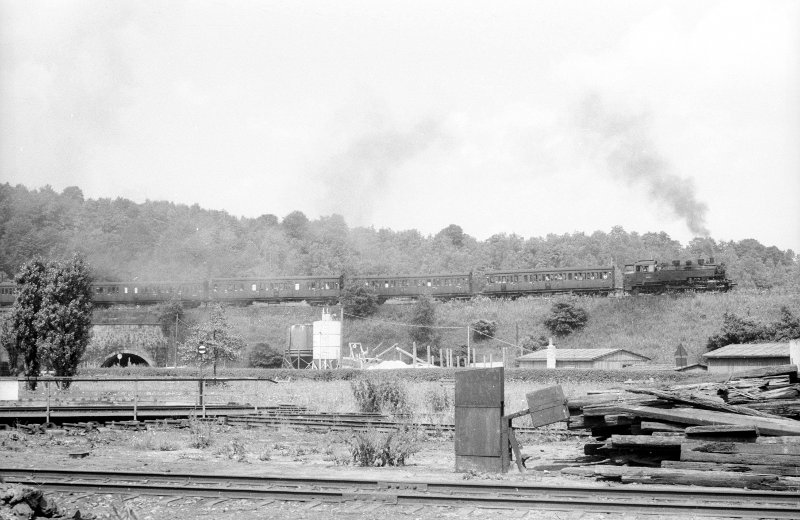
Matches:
[702,342,789,359]
[517,348,650,361]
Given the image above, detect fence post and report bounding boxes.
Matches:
[46,381,51,424]
[133,380,138,422]
[201,378,206,419]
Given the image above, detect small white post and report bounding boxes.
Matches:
[790,340,800,371]
[546,338,556,369]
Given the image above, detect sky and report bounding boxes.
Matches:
[1,0,799,252]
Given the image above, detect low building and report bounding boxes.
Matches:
[702,342,791,375]
[517,348,650,369]
[675,363,708,374]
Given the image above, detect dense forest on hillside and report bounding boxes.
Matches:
[1,183,797,290]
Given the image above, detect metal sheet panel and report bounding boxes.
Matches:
[454,368,504,407]
[454,407,502,456]
[525,385,569,428]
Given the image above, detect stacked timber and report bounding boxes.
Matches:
[562,364,800,490]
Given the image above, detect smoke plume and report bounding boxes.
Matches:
[317,116,444,225]
[577,94,710,236]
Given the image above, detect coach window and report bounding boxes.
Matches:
[603,272,610,279]
[294,283,300,291]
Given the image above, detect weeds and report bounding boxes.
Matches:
[424,386,451,414]
[350,378,409,415]
[188,417,213,449]
[345,425,422,467]
[222,437,247,462]
[258,447,272,461]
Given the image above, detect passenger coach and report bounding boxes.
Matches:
[209,276,342,305]
[483,267,615,297]
[351,273,473,302]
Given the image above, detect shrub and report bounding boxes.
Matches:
[350,378,409,415]
[350,379,380,413]
[377,379,409,415]
[188,417,213,449]
[544,302,588,337]
[248,342,283,368]
[409,295,439,348]
[471,319,498,342]
[345,426,422,467]
[706,306,800,351]
[340,283,379,318]
[520,334,549,352]
[223,438,247,462]
[424,386,451,413]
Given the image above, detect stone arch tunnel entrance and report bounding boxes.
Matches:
[101,350,154,368]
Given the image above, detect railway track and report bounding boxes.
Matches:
[1,404,573,436]
[3,468,798,517]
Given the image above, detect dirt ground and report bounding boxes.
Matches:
[0,422,633,520]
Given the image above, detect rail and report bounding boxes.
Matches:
[4,468,798,517]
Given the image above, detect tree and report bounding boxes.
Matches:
[773,306,800,342]
[409,295,439,350]
[340,282,379,318]
[4,256,93,388]
[181,304,245,377]
[0,316,20,374]
[544,301,589,337]
[248,342,283,368]
[436,224,465,247]
[706,307,800,351]
[471,319,497,342]
[520,334,549,352]
[7,258,48,387]
[157,300,189,366]
[35,255,93,386]
[282,210,309,240]
[706,312,769,351]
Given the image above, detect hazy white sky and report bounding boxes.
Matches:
[2,0,799,251]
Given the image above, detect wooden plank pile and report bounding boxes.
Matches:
[562,364,800,490]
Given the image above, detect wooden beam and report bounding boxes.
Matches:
[661,460,800,476]
[685,425,758,438]
[627,388,781,419]
[681,440,800,466]
[609,435,683,448]
[612,405,800,436]
[640,421,685,433]
[561,466,794,490]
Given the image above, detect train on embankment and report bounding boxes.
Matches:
[0,258,733,307]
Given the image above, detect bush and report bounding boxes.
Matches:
[345,426,422,467]
[248,342,283,368]
[409,295,439,348]
[350,379,380,413]
[424,386,451,413]
[350,378,409,415]
[471,319,497,342]
[188,417,213,449]
[340,283,379,318]
[706,306,800,351]
[520,334,549,352]
[544,302,588,337]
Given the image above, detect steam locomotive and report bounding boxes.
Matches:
[0,258,732,307]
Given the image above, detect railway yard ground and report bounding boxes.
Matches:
[2,374,800,519]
